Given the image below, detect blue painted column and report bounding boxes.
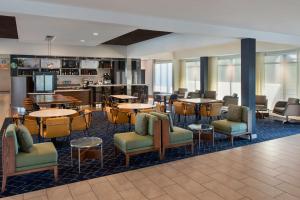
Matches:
[241,38,256,136]
[200,57,208,95]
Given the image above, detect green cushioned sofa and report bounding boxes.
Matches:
[212,105,252,146]
[150,112,194,158]
[114,113,162,166]
[2,124,58,192]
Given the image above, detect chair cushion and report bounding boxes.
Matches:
[241,106,249,123]
[16,125,34,153]
[135,113,148,136]
[150,112,174,132]
[212,120,247,135]
[114,132,153,152]
[146,114,159,136]
[227,105,242,122]
[273,107,285,115]
[5,124,19,154]
[288,98,299,104]
[16,142,57,172]
[169,126,193,144]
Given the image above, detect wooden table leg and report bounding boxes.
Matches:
[40,117,44,139]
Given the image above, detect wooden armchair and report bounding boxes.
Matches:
[150,112,193,158]
[114,113,161,166]
[2,124,58,192]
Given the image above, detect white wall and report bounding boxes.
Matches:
[141,59,153,95]
[0,39,127,58]
[0,54,11,92]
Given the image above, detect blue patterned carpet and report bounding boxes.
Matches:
[0,112,300,197]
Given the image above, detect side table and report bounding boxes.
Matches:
[188,124,214,152]
[70,137,103,173]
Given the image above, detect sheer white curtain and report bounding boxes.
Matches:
[263,52,298,108]
[185,60,200,92]
[217,56,241,102]
[154,61,173,93]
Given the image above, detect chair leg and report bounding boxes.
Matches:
[159,150,163,160]
[191,143,194,154]
[162,148,166,159]
[125,154,130,167]
[231,136,234,146]
[114,146,119,156]
[106,123,110,133]
[54,166,58,181]
[1,175,7,192]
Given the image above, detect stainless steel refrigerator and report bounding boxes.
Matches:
[11,77,33,108]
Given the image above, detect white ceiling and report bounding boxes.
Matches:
[22,0,300,36]
[1,0,300,57]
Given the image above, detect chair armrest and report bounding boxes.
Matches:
[285,104,300,116]
[152,119,162,149]
[2,132,16,175]
[161,119,170,146]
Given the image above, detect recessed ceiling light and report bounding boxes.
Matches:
[93,32,99,36]
[80,39,85,42]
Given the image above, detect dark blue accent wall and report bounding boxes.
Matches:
[241,38,256,134]
[200,57,208,94]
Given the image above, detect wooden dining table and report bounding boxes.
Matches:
[117,103,156,113]
[32,94,79,107]
[178,98,223,119]
[110,95,138,102]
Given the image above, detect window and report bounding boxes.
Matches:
[185,60,200,91]
[154,61,173,93]
[263,51,298,108]
[217,56,241,101]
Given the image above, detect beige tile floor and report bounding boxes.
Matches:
[2,134,300,200]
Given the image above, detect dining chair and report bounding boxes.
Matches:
[173,102,195,124]
[42,117,71,140]
[168,94,178,113]
[70,109,92,136]
[106,107,130,132]
[23,115,40,136]
[200,103,223,123]
[23,98,37,113]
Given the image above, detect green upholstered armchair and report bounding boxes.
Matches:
[211,105,252,146]
[114,113,161,166]
[150,112,194,158]
[2,124,58,192]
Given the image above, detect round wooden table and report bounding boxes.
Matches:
[117,103,155,113]
[29,109,77,137]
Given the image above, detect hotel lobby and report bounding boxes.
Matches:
[1,0,300,199]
